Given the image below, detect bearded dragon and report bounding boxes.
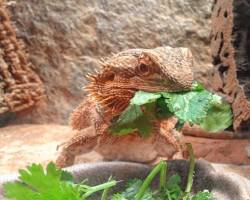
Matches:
[56,46,194,168]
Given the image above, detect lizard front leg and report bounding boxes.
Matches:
[56,96,108,168]
[56,126,99,168]
[152,118,186,164]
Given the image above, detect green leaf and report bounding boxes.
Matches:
[111,193,128,200]
[60,170,74,182]
[166,174,181,189]
[116,104,144,124]
[122,179,143,199]
[109,104,143,135]
[112,179,157,200]
[164,174,184,200]
[156,98,174,119]
[191,81,204,91]
[191,191,216,200]
[175,120,185,131]
[162,90,213,125]
[109,91,163,137]
[109,80,233,137]
[130,91,161,105]
[199,96,232,132]
[109,104,155,137]
[4,182,39,200]
[3,163,82,200]
[162,90,232,132]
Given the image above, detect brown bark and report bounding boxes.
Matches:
[210,0,250,135]
[0,2,44,114]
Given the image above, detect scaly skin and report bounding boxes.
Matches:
[56,46,193,168]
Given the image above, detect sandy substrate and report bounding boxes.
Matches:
[0,124,250,178]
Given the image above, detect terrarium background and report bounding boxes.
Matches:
[0,0,213,126]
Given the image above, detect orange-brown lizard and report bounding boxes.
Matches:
[56,46,193,167]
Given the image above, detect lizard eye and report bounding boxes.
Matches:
[137,63,150,75]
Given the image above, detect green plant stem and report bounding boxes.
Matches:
[101,177,113,200]
[166,190,173,200]
[101,187,109,200]
[159,161,167,191]
[185,143,195,194]
[81,180,117,199]
[135,161,164,200]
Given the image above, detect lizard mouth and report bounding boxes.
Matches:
[114,79,184,93]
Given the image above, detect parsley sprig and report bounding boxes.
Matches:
[3,163,116,200]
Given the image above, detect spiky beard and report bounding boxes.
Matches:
[85,76,136,117]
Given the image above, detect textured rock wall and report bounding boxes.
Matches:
[2,0,213,125]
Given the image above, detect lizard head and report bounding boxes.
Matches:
[85,47,194,117]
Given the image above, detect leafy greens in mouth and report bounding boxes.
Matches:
[109,82,232,137]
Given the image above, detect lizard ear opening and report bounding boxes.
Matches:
[105,72,115,81]
[100,71,115,82]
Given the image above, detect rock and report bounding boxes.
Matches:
[0,124,72,174]
[1,0,213,125]
[185,136,250,165]
[245,144,250,158]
